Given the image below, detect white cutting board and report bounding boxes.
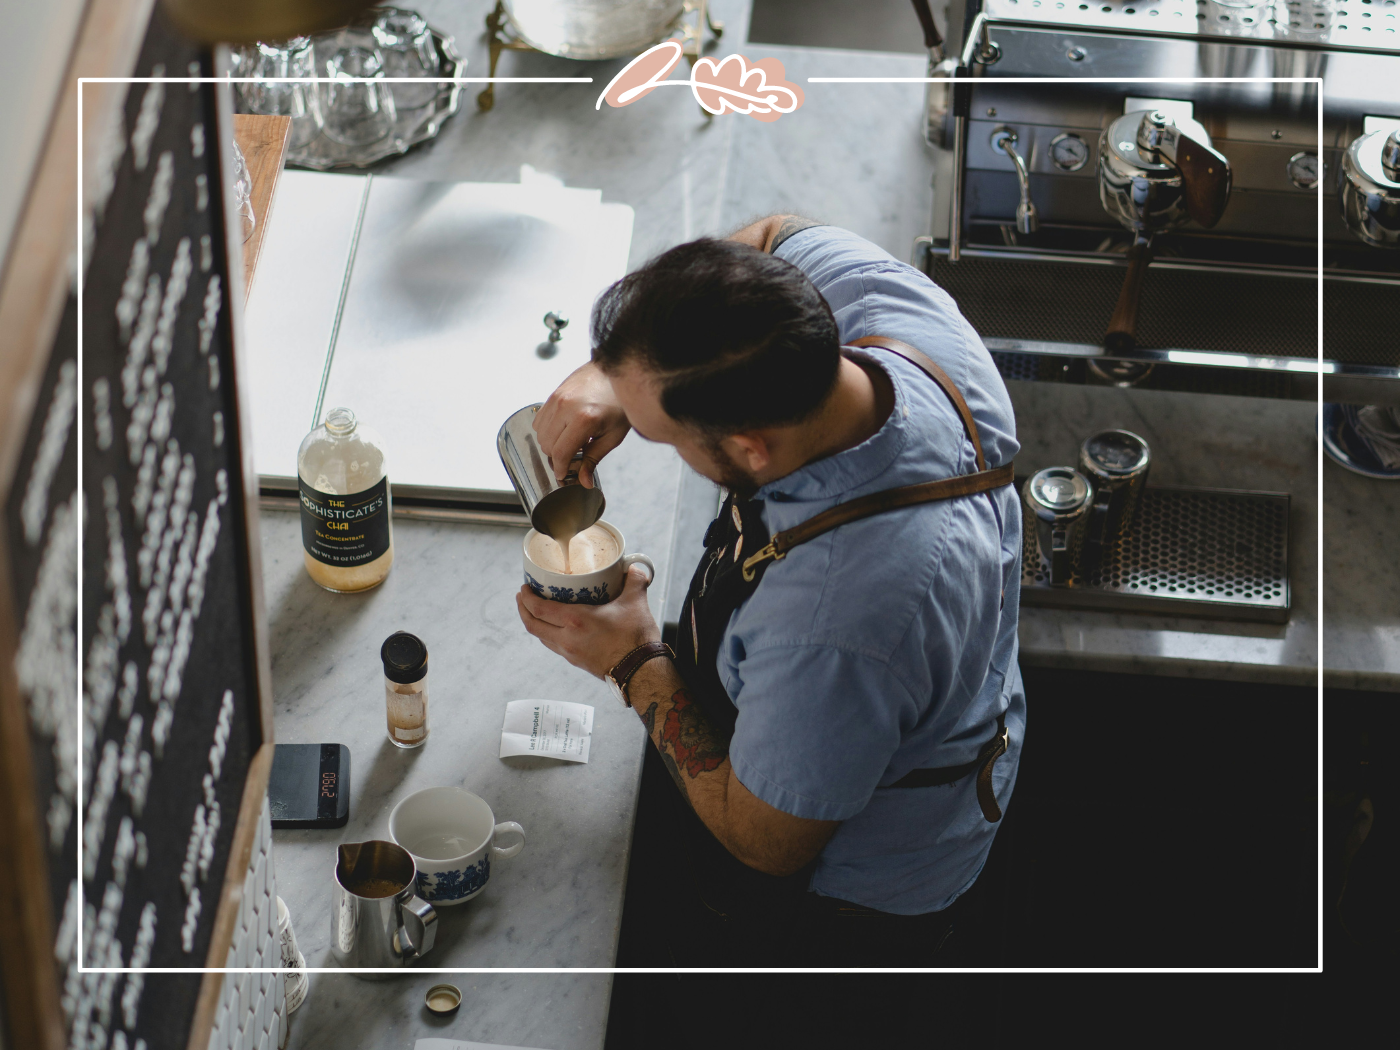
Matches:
[243,167,635,491]
[242,169,367,481]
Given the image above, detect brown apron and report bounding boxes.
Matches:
[666,336,1014,932]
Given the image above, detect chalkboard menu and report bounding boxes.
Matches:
[0,6,273,1049]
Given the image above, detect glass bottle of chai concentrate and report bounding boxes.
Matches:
[297,407,394,592]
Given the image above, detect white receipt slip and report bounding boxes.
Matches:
[416,1041,552,1050]
[499,700,593,763]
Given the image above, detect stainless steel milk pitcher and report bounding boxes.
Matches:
[498,403,605,539]
[330,840,437,977]
[1023,466,1094,586]
[1078,429,1151,550]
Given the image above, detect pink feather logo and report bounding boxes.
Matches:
[597,41,804,122]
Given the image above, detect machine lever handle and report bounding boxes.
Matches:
[1104,237,1154,352]
[909,0,944,53]
[1170,133,1232,229]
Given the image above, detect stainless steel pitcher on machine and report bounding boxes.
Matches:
[1023,466,1095,587]
[1078,429,1152,566]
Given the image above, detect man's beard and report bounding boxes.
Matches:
[704,437,760,500]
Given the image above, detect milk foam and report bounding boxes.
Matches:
[528,526,619,574]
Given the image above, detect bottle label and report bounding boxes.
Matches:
[299,476,391,566]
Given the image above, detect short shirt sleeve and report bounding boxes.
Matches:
[725,643,922,822]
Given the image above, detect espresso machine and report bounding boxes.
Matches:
[914,1,1400,405]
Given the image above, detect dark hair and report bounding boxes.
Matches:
[590,237,841,435]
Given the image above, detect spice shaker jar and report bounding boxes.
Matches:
[382,631,428,748]
[297,407,393,592]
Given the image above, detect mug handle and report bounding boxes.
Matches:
[397,894,437,961]
[492,821,526,859]
[621,552,655,585]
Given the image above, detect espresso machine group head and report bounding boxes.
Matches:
[1339,126,1400,250]
[1099,109,1233,351]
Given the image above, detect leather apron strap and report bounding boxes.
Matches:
[740,336,1015,583]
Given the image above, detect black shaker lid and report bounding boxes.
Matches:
[381,631,428,683]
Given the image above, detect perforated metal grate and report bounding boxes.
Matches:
[1022,486,1291,622]
[991,350,1044,381]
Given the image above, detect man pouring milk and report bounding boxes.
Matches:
[516,216,1025,970]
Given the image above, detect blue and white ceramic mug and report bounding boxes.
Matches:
[388,787,526,906]
[522,519,655,605]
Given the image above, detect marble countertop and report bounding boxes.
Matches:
[1008,381,1319,686]
[268,431,681,1049]
[1322,456,1400,692]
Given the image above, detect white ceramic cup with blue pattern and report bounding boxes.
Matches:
[388,787,526,906]
[522,519,655,605]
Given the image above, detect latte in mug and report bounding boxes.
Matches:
[522,519,655,605]
[527,526,620,575]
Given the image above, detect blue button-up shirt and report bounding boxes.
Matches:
[718,226,1026,915]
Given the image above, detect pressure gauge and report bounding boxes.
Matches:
[1049,132,1090,172]
[1288,151,1320,190]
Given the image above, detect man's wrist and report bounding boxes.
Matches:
[605,641,674,707]
[624,653,679,714]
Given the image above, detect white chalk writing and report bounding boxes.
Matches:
[93,377,114,451]
[20,359,76,545]
[143,151,174,244]
[129,68,165,171]
[15,493,77,851]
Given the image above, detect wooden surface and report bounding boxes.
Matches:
[0,2,155,1049]
[233,114,291,301]
[186,742,275,1050]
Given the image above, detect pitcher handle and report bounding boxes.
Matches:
[492,821,526,859]
[397,894,437,961]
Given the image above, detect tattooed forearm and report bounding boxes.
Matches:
[660,688,728,778]
[767,216,824,253]
[640,690,728,807]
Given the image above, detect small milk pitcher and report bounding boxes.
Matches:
[330,840,437,977]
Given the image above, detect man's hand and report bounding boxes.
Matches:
[516,564,660,678]
[533,362,630,488]
[517,564,839,876]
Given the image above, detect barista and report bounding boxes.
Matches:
[516,215,1025,966]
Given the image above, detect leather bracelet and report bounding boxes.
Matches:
[606,642,674,708]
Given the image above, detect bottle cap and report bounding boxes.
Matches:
[425,983,462,1014]
[381,631,428,684]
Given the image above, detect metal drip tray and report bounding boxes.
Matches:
[1022,486,1291,623]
